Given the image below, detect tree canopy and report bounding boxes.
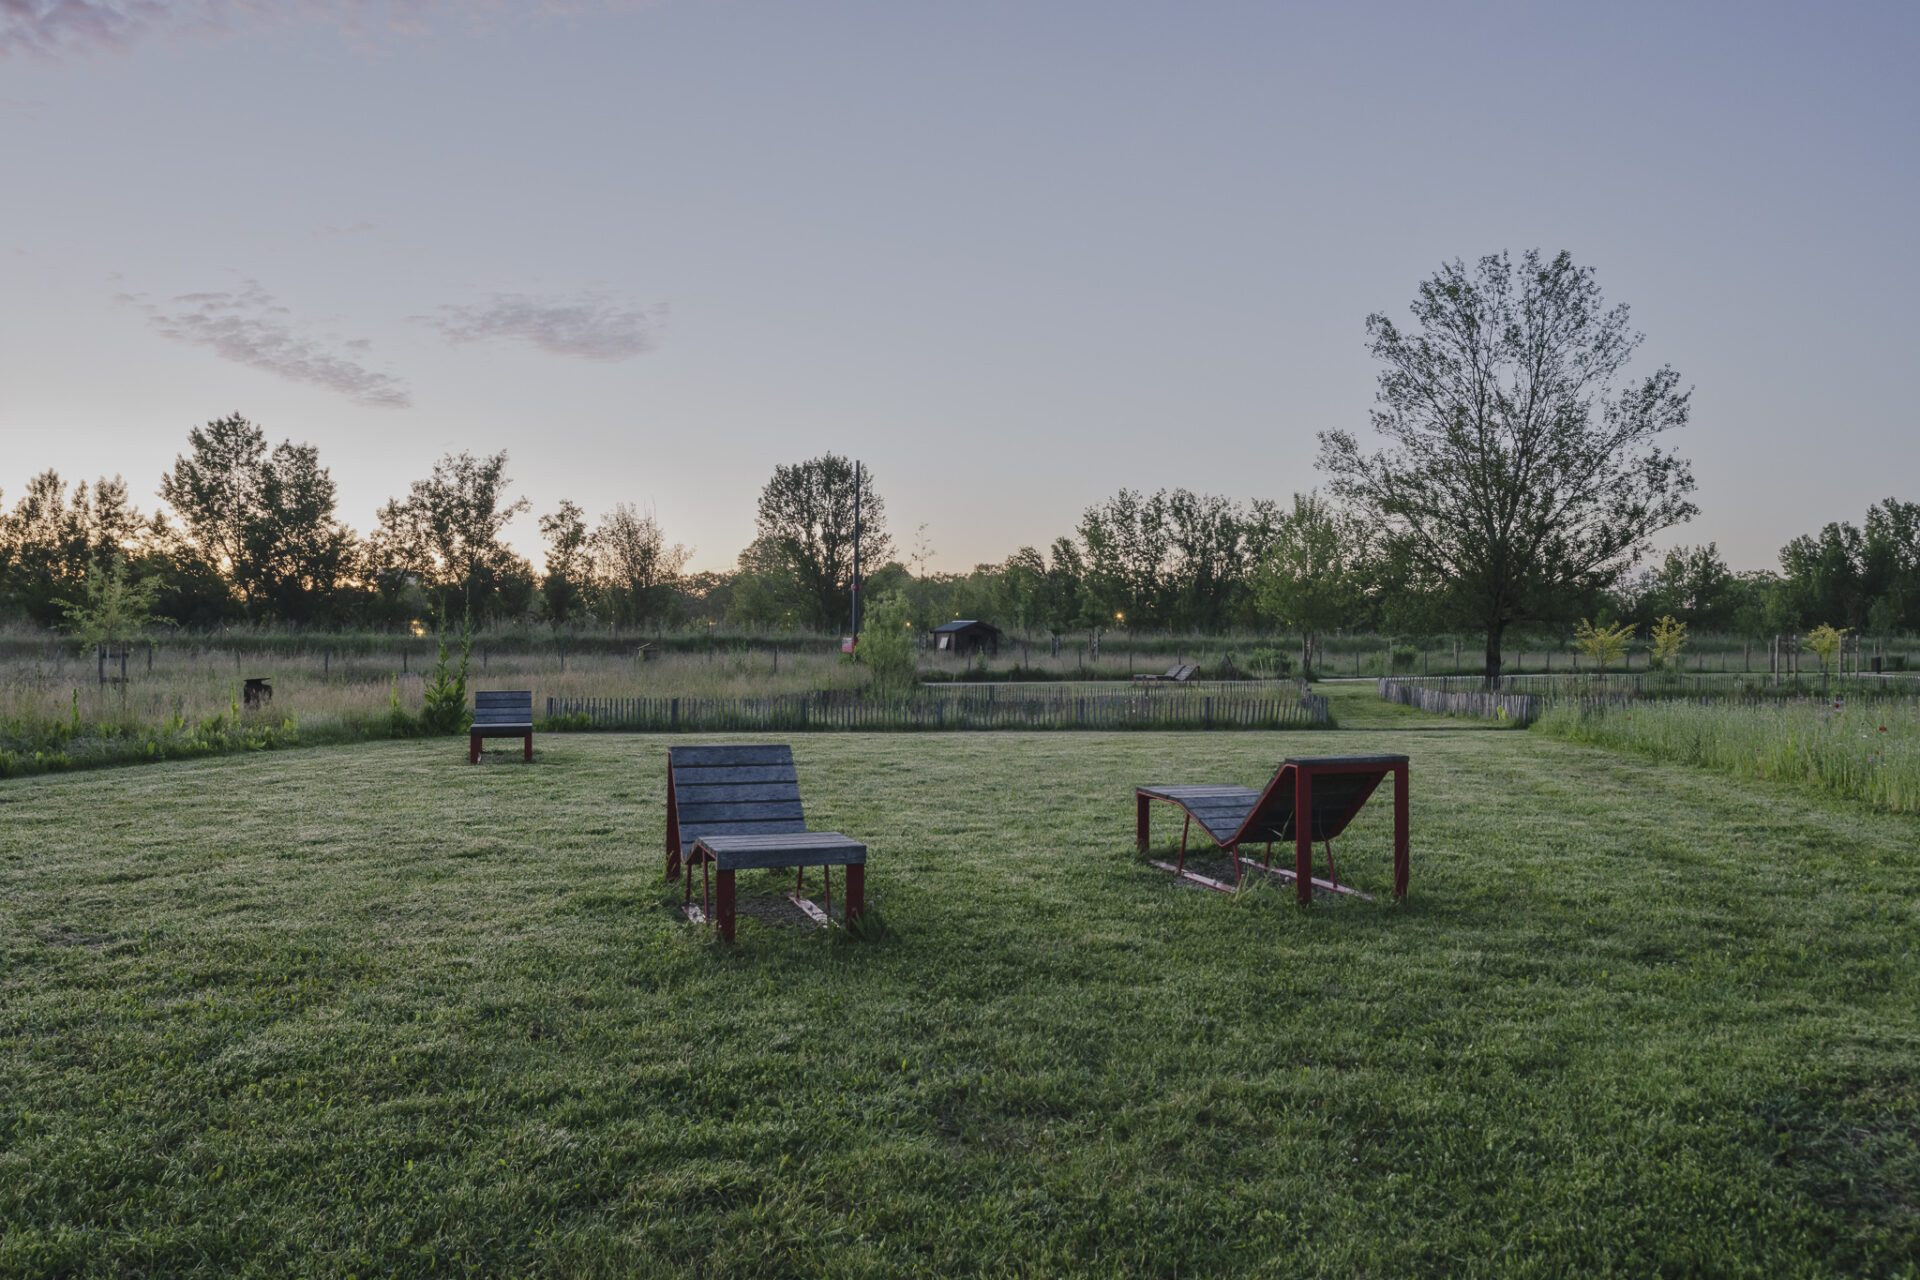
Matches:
[1320,249,1697,679]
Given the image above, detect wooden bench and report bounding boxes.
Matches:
[469,690,534,764]
[1137,754,1409,903]
[665,744,866,942]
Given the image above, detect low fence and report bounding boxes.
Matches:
[1377,679,1541,726]
[1380,675,1920,725]
[546,684,1331,732]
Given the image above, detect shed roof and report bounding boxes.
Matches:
[931,619,997,634]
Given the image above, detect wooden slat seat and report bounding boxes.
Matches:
[666,744,868,941]
[1137,755,1410,903]
[469,690,534,763]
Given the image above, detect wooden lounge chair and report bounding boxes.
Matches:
[1132,662,1200,683]
[469,690,533,763]
[1135,754,1409,903]
[665,744,867,942]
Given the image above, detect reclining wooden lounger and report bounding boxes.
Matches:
[1135,754,1409,904]
[665,744,866,942]
[469,690,534,763]
[1132,662,1199,683]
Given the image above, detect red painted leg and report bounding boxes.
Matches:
[1393,762,1410,900]
[844,863,866,925]
[1177,814,1191,875]
[523,733,533,762]
[1294,768,1313,906]
[468,733,480,764]
[666,779,681,881]
[716,869,736,942]
[1136,792,1151,853]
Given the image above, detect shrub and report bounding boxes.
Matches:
[1243,647,1294,680]
[856,595,918,699]
[1573,619,1635,673]
[419,623,474,735]
[1650,615,1688,672]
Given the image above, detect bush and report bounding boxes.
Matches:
[1243,648,1294,680]
[856,595,918,699]
[419,624,474,735]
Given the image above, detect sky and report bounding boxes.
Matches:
[2,0,1916,575]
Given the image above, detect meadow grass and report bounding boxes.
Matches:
[3,727,1918,1275]
[1535,698,1920,815]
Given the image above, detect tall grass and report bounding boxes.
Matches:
[1533,698,1920,813]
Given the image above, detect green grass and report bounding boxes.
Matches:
[1536,698,1920,815]
[4,729,1919,1276]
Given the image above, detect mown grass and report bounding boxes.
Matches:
[1536,698,1920,815]
[3,729,1919,1276]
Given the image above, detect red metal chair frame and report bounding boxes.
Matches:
[1136,756,1410,904]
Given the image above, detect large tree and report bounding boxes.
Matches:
[753,455,891,631]
[372,450,530,622]
[538,499,592,625]
[159,414,267,588]
[243,443,357,623]
[1320,250,1696,681]
[592,503,691,629]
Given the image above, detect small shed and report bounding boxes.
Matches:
[932,619,1001,658]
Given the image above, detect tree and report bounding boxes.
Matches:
[1078,488,1172,627]
[1,470,92,625]
[372,450,530,623]
[592,503,691,629]
[1573,618,1635,673]
[1252,493,1369,678]
[1861,498,1920,633]
[538,500,592,625]
[159,414,267,588]
[1778,522,1865,632]
[753,455,891,630]
[1641,543,1737,632]
[1649,614,1688,672]
[1320,250,1696,682]
[243,443,357,623]
[857,592,919,698]
[55,556,169,653]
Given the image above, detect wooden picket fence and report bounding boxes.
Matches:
[546,685,1330,732]
[1377,678,1541,726]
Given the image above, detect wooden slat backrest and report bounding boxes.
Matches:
[471,690,533,726]
[668,743,807,854]
[1234,757,1404,845]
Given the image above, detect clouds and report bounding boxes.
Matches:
[1,1,655,59]
[123,281,413,408]
[117,280,666,406]
[422,293,665,362]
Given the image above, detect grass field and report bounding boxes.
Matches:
[4,710,1919,1275]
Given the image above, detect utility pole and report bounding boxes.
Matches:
[849,459,863,642]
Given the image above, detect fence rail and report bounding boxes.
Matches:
[546,685,1331,732]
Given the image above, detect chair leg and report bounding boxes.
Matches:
[468,733,480,764]
[844,863,865,925]
[523,733,533,762]
[716,870,736,942]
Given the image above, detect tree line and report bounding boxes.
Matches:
[4,251,1916,676]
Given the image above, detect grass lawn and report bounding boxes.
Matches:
[3,711,1919,1276]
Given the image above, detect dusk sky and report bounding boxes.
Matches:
[3,1,1916,574]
